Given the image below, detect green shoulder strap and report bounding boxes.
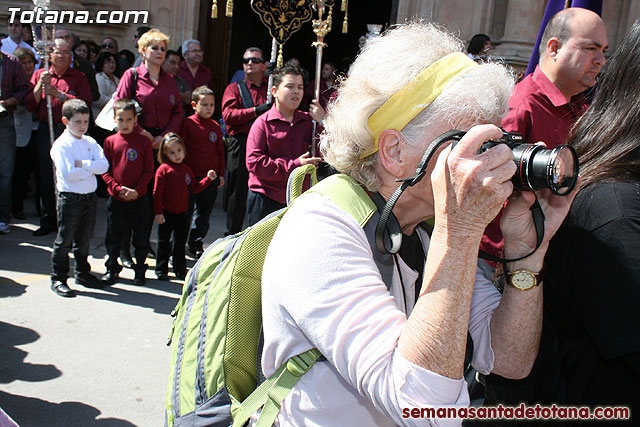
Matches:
[234,170,376,427]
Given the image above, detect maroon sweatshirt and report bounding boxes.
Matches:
[179,114,225,177]
[102,131,154,201]
[153,162,212,214]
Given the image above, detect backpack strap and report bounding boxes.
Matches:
[233,348,322,427]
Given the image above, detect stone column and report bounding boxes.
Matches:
[492,0,545,68]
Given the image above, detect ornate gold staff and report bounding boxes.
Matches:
[310,0,334,156]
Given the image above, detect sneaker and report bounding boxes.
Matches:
[155,272,169,281]
[0,222,9,234]
[174,270,187,280]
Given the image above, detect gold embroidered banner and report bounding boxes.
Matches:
[250,0,315,45]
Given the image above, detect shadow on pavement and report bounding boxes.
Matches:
[0,321,61,385]
[0,277,27,298]
[0,391,136,427]
[78,282,179,315]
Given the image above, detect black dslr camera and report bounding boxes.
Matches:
[479,131,579,196]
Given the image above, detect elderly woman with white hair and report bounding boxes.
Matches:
[257,23,578,426]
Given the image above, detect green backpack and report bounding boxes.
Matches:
[165,165,377,427]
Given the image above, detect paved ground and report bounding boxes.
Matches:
[0,193,227,426]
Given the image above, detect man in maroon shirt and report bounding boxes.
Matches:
[482,8,608,259]
[221,47,270,235]
[26,38,92,236]
[178,39,211,117]
[301,61,337,112]
[502,8,607,148]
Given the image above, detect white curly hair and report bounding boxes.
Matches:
[320,22,515,191]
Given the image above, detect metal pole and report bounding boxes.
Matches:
[266,37,278,104]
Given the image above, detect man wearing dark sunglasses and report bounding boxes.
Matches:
[221,47,271,235]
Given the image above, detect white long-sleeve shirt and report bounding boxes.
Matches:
[50,129,109,194]
[93,72,120,117]
[258,192,501,426]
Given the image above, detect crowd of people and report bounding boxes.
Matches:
[1,7,638,424]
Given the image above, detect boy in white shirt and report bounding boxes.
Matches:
[50,99,109,297]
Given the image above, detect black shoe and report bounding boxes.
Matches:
[155,272,169,281]
[75,272,105,289]
[189,243,204,259]
[13,211,26,220]
[133,271,146,286]
[101,271,119,286]
[174,271,187,280]
[147,246,156,259]
[33,225,56,236]
[51,280,76,297]
[119,254,135,269]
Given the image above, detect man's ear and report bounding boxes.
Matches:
[547,38,561,60]
[377,129,406,178]
[61,116,68,127]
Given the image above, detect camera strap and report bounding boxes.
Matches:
[373,130,546,264]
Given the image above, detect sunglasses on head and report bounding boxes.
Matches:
[243,57,264,64]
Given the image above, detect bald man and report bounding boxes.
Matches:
[480,8,609,261]
[502,7,608,149]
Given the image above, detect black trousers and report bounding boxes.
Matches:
[11,130,39,215]
[51,192,97,282]
[187,176,219,247]
[156,210,189,275]
[245,190,286,228]
[105,195,151,273]
[223,133,249,235]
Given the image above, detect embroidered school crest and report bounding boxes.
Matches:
[170,94,176,105]
[209,131,217,143]
[126,148,138,161]
[185,173,192,186]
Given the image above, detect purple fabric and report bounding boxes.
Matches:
[526,0,603,76]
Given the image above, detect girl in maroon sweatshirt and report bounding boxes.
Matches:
[153,133,216,280]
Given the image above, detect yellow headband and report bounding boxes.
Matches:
[363,52,478,159]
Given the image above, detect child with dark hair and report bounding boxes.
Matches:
[244,64,324,226]
[49,99,109,297]
[179,85,225,258]
[101,98,154,286]
[153,133,216,280]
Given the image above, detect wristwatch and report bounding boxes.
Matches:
[507,269,542,290]
[58,92,66,102]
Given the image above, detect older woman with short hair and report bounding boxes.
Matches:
[257,22,577,426]
[93,51,120,118]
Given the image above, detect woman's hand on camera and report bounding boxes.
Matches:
[431,124,516,239]
[501,177,581,267]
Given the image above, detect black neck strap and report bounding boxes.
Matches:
[373,130,545,264]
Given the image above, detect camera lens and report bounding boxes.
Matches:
[513,143,578,195]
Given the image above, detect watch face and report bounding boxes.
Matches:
[511,271,536,290]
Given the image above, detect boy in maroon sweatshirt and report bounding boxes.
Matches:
[179,86,225,258]
[101,99,154,286]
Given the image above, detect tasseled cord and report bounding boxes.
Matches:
[342,0,348,33]
[226,0,233,17]
[211,0,217,18]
